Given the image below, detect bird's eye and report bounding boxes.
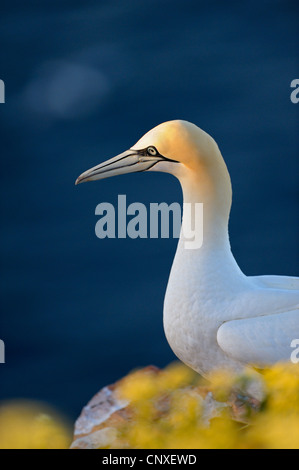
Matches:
[147,146,157,156]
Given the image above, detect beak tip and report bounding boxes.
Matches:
[75,176,83,185]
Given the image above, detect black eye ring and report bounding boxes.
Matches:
[147,146,158,156]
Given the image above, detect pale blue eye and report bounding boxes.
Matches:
[147,146,157,156]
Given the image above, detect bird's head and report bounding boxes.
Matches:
[75,120,221,185]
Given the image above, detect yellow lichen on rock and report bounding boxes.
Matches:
[112,362,299,449]
[70,361,299,449]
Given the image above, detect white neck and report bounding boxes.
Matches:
[177,155,232,252]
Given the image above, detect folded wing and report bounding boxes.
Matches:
[217,309,299,366]
[252,275,299,291]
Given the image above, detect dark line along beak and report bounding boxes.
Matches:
[75,149,177,185]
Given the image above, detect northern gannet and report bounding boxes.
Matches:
[76,120,299,375]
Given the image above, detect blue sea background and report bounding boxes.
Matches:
[0,0,298,419]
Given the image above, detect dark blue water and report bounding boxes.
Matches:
[0,0,298,419]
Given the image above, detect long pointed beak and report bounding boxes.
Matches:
[75,149,162,185]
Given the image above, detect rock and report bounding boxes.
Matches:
[70,364,260,449]
[71,366,159,449]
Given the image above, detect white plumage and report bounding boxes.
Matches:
[76,120,299,375]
